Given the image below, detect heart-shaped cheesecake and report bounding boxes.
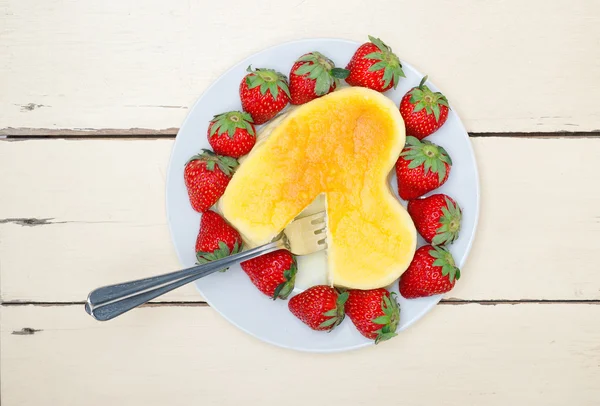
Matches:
[220,87,416,289]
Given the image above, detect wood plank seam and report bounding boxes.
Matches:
[2,131,600,139]
[2,300,599,306]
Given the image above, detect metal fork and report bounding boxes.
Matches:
[85,211,327,321]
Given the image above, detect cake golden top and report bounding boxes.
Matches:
[221,87,416,289]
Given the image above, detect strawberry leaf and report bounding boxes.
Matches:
[432,197,462,245]
[279,80,291,99]
[382,67,394,88]
[368,35,390,53]
[372,292,400,344]
[319,317,339,328]
[407,76,451,118]
[196,240,242,273]
[373,315,390,325]
[308,64,324,80]
[297,54,317,62]
[337,291,349,305]
[314,75,329,96]
[368,60,387,72]
[432,104,441,122]
[295,63,314,76]
[429,246,460,282]
[271,255,297,300]
[246,67,290,100]
[437,162,447,183]
[331,68,350,79]
[364,52,385,60]
[413,102,426,113]
[401,139,451,184]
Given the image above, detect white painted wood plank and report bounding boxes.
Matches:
[2,304,599,405]
[0,139,201,302]
[1,138,599,302]
[1,0,599,134]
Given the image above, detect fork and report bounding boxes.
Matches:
[85,211,327,321]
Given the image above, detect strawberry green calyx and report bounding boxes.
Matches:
[319,291,349,330]
[210,111,255,139]
[196,240,242,272]
[430,246,461,283]
[272,256,298,300]
[372,292,400,344]
[245,66,291,100]
[364,35,405,89]
[433,197,462,246]
[400,136,452,183]
[294,52,350,96]
[410,76,450,122]
[189,149,239,176]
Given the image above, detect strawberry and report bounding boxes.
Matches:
[288,286,348,331]
[345,288,400,343]
[407,194,462,246]
[400,76,450,140]
[184,150,238,212]
[345,35,405,92]
[289,52,349,105]
[240,250,297,300]
[240,66,290,125]
[399,245,460,298]
[207,111,256,158]
[395,136,452,200]
[195,210,243,271]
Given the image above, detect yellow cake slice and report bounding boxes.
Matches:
[220,87,416,289]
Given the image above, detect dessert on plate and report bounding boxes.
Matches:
[179,37,466,345]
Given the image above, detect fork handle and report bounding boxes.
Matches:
[85,240,284,321]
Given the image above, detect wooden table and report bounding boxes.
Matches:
[1,1,599,404]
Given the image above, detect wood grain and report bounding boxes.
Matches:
[2,304,599,406]
[1,137,599,302]
[1,0,599,135]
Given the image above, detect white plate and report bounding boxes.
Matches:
[166,38,480,352]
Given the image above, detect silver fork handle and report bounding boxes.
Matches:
[85,239,284,321]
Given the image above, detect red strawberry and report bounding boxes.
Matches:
[395,136,452,200]
[240,66,290,124]
[400,76,450,139]
[408,194,462,246]
[241,250,297,300]
[289,52,349,105]
[288,286,348,331]
[195,210,243,271]
[345,35,405,92]
[399,245,460,298]
[345,289,400,343]
[184,150,238,212]
[207,111,256,158]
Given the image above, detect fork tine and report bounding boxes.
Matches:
[283,211,327,256]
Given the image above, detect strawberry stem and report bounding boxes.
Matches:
[246,66,291,100]
[294,52,348,95]
[429,246,460,282]
[272,257,298,300]
[364,35,405,89]
[373,292,400,344]
[400,137,452,183]
[432,197,462,246]
[210,111,255,138]
[409,76,450,121]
